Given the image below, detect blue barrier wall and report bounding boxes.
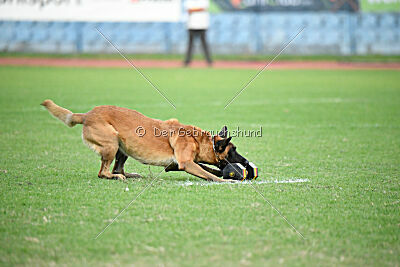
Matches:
[1,12,399,55]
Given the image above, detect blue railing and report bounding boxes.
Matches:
[0,12,399,55]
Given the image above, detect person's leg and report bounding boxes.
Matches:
[200,30,213,66]
[184,30,195,66]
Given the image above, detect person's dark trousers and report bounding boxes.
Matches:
[184,29,213,66]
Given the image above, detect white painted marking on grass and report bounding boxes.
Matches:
[176,178,309,187]
[205,98,369,108]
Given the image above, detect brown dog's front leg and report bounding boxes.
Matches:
[180,161,232,182]
[198,163,223,177]
[171,136,232,182]
[166,162,222,177]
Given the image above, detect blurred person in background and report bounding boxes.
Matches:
[183,0,213,67]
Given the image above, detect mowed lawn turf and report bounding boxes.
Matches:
[0,66,399,266]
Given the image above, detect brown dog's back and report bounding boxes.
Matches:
[42,100,176,167]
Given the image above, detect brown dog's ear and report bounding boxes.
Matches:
[218,126,228,138]
[225,136,232,145]
[215,137,232,152]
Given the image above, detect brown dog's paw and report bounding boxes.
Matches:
[112,174,126,181]
[124,173,142,179]
[212,178,236,183]
[98,173,126,181]
[215,178,238,183]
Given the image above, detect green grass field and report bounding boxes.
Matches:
[0,65,399,266]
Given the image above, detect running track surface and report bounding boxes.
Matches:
[1,57,400,70]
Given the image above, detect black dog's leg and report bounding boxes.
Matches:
[112,149,141,178]
[112,149,127,174]
[165,163,180,172]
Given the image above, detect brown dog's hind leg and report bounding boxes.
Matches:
[98,145,125,181]
[112,149,141,178]
[83,124,125,181]
[98,157,125,180]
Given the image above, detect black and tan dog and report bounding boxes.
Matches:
[41,100,249,182]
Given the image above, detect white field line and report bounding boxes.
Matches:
[211,97,369,107]
[176,178,310,187]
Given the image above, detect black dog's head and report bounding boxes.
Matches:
[213,126,249,170]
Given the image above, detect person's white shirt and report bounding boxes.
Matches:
[185,0,209,30]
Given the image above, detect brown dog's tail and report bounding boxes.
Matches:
[41,99,86,127]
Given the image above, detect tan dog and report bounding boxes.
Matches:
[41,100,249,182]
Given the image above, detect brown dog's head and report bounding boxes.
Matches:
[213,126,249,170]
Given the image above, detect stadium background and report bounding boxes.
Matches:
[0,0,399,56]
